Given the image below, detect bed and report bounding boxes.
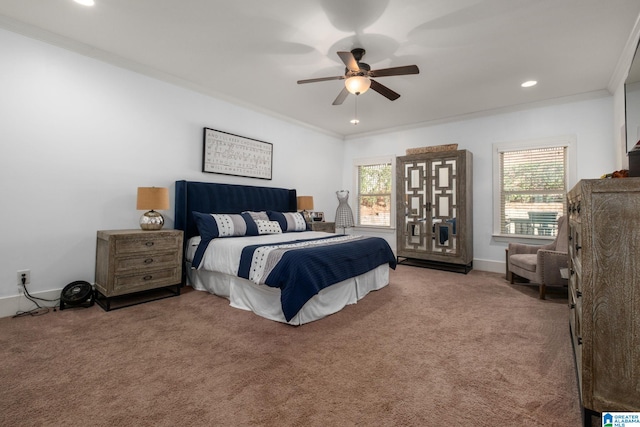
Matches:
[175,180,396,325]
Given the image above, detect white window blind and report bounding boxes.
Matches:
[499,146,567,236]
[357,162,392,227]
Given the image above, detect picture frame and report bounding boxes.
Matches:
[311,211,324,222]
[202,127,273,180]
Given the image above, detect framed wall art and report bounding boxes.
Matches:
[202,127,273,180]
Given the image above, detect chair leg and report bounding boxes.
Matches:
[508,271,513,284]
[539,284,546,299]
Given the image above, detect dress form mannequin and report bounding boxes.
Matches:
[335,190,355,233]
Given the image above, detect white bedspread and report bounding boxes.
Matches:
[186,231,335,273]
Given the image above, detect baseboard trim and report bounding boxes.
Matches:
[473,258,506,275]
[0,289,62,319]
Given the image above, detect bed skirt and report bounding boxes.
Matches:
[185,262,389,325]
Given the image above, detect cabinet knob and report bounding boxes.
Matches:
[576,290,582,298]
[144,258,154,264]
[575,244,581,251]
[569,303,575,309]
[143,275,153,281]
[577,336,583,345]
[145,241,155,247]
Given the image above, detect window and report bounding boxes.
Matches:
[354,157,394,227]
[494,136,575,237]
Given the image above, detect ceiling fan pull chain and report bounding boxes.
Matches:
[351,95,360,125]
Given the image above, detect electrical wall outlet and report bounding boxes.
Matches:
[17,269,30,287]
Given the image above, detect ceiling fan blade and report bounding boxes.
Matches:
[337,51,360,72]
[297,76,344,84]
[369,65,419,78]
[370,79,400,101]
[332,87,349,105]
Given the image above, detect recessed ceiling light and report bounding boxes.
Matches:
[350,119,360,125]
[74,0,95,6]
[521,80,537,88]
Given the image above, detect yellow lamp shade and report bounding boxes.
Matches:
[297,196,314,211]
[137,187,170,210]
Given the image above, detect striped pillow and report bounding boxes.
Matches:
[266,211,309,232]
[192,212,258,239]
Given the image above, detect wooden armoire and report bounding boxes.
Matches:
[395,149,473,273]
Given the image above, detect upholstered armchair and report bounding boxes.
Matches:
[507,215,568,299]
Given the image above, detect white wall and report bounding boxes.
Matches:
[0,28,344,310]
[343,95,615,272]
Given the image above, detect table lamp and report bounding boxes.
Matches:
[297,196,314,223]
[137,187,170,230]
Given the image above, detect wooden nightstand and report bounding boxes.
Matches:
[94,229,183,311]
[311,221,336,233]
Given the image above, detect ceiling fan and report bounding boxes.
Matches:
[297,48,419,105]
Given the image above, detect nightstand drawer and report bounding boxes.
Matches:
[114,235,181,255]
[113,267,180,295]
[114,252,179,272]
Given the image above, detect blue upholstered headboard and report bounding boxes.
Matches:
[175,180,298,241]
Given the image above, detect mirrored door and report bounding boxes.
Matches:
[399,156,458,256]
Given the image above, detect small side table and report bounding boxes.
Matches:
[311,222,336,233]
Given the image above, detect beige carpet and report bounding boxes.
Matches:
[0,265,582,426]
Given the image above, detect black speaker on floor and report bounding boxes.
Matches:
[59,281,94,310]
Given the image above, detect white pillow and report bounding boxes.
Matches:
[255,220,283,235]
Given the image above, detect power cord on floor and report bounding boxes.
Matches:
[13,277,60,318]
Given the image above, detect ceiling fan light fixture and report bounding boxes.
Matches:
[345,76,371,95]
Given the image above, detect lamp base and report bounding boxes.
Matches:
[140,210,165,230]
[301,210,312,224]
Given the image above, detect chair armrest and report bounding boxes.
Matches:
[537,250,569,285]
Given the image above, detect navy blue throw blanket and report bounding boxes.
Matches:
[238,236,396,321]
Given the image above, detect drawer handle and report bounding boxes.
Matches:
[575,244,581,251]
[576,290,582,298]
[577,336,582,345]
[145,241,155,247]
[144,258,154,264]
[143,275,153,281]
[569,303,575,309]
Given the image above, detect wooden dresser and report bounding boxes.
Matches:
[567,179,640,423]
[94,229,183,310]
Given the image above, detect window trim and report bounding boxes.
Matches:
[352,156,396,230]
[492,135,576,240]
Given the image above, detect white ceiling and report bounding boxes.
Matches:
[1,0,640,138]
